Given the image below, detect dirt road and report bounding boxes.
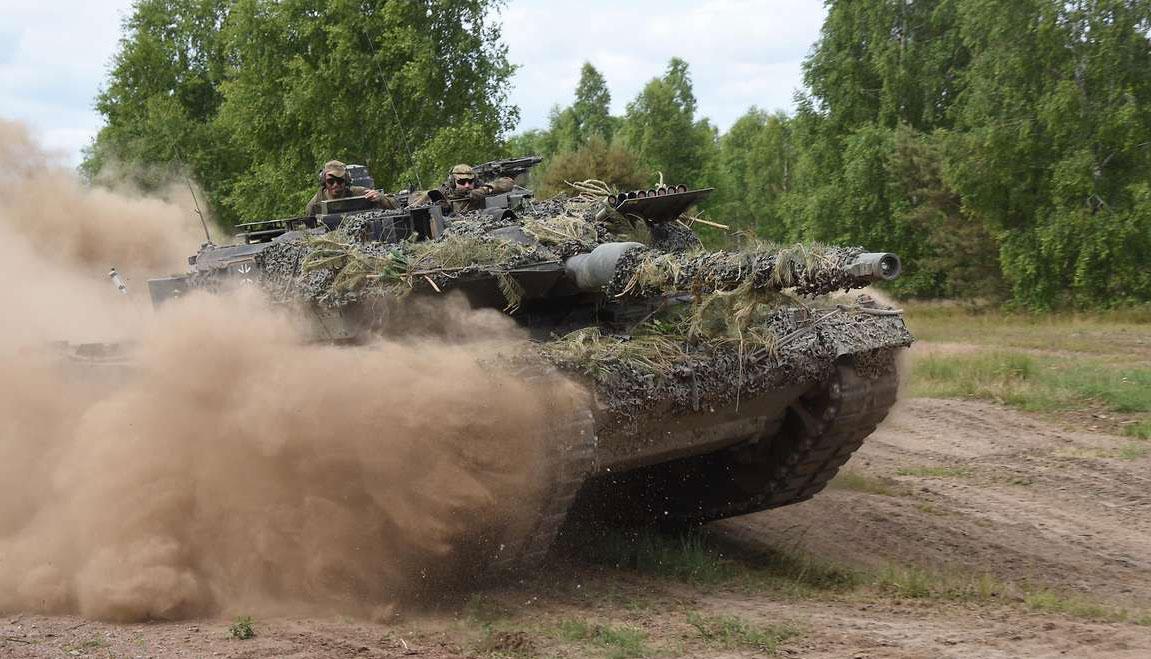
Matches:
[3,397,1150,658]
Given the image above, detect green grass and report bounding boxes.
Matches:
[556,620,652,658]
[464,594,517,625]
[867,564,1151,625]
[896,466,973,478]
[1126,420,1151,439]
[1024,590,1131,622]
[686,612,799,653]
[63,638,109,654]
[903,303,1151,356]
[580,527,857,595]
[872,565,1010,601]
[581,528,740,584]
[577,528,1151,629]
[828,470,904,496]
[910,351,1151,415]
[228,615,255,640]
[1117,443,1150,460]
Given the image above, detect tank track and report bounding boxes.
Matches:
[707,359,899,521]
[583,357,898,526]
[486,407,597,575]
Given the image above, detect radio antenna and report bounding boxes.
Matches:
[185,177,213,244]
[172,146,214,244]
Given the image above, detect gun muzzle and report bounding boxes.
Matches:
[846,253,902,281]
[564,242,645,291]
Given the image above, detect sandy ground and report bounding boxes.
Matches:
[3,396,1150,658]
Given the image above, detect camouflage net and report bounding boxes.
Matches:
[606,242,873,299]
[257,219,555,309]
[538,301,913,424]
[247,189,913,422]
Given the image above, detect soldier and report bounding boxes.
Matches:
[304,160,396,216]
[409,163,515,213]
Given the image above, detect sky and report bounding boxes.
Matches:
[0,0,827,167]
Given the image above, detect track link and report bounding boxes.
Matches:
[581,356,899,526]
[486,406,597,575]
[714,360,900,520]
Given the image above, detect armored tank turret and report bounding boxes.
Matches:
[146,158,914,572]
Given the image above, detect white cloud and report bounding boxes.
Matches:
[0,0,827,165]
[501,0,826,132]
[0,0,130,165]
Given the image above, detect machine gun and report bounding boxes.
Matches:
[471,156,543,183]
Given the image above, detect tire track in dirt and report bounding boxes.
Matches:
[717,398,1151,606]
[690,596,1151,659]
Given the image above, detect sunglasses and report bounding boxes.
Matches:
[325,177,346,185]
[456,178,476,186]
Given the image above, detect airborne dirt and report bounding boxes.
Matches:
[4,385,1151,657]
[0,119,580,628]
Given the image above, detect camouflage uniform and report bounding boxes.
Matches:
[408,163,515,213]
[304,160,397,216]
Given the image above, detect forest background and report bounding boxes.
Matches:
[82,0,1151,309]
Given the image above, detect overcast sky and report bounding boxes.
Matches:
[0,0,826,166]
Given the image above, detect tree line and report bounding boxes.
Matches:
[86,0,1151,308]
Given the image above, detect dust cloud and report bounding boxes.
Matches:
[0,119,580,621]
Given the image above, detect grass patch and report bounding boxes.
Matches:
[1024,590,1128,622]
[872,566,1016,603]
[581,528,739,584]
[1117,443,1150,460]
[578,527,857,597]
[63,638,109,654]
[738,545,860,596]
[464,594,517,625]
[896,466,972,478]
[1053,447,1109,460]
[686,612,799,653]
[910,351,1151,418]
[869,564,1151,625]
[556,620,652,658]
[228,615,255,640]
[1125,420,1151,439]
[829,470,904,496]
[903,303,1151,355]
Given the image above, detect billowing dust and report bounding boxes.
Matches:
[0,119,580,621]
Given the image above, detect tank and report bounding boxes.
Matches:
[146,157,914,573]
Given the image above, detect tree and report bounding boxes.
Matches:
[531,63,616,158]
[85,0,517,225]
[618,58,718,189]
[216,0,517,220]
[803,0,968,132]
[946,0,1151,306]
[82,0,235,204]
[572,63,614,144]
[713,108,795,234]
[780,0,1151,306]
[537,135,648,198]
